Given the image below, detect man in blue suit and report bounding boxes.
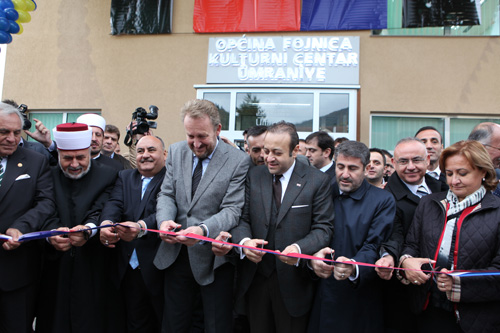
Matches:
[309,141,395,332]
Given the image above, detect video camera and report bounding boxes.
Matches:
[18,104,31,130]
[124,105,159,146]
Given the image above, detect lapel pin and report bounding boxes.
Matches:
[18,163,22,167]
[297,183,301,187]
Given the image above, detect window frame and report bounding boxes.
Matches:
[370,112,500,151]
[195,84,359,143]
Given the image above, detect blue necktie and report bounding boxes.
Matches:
[130,177,152,269]
[141,177,152,200]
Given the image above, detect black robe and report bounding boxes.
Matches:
[36,161,120,333]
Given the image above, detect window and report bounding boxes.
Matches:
[27,111,101,140]
[371,114,500,151]
[196,85,358,143]
[373,0,499,36]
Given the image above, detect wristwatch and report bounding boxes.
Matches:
[136,221,145,239]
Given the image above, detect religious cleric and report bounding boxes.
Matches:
[35,123,119,333]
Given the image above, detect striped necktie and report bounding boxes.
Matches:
[416,185,429,197]
[0,156,4,187]
[192,158,205,198]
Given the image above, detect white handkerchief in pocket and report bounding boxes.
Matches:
[291,205,309,209]
[15,174,31,181]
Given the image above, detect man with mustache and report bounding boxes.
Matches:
[154,99,250,333]
[308,141,395,332]
[374,138,448,332]
[100,135,167,332]
[23,113,124,172]
[36,122,119,333]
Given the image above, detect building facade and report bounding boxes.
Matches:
[2,0,500,150]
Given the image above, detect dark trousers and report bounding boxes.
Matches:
[0,283,36,333]
[417,306,464,333]
[162,246,234,333]
[122,265,161,333]
[246,271,309,333]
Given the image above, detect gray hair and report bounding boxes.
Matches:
[394,137,428,156]
[334,141,370,167]
[468,122,499,145]
[0,102,23,125]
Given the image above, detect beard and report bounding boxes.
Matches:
[60,162,91,180]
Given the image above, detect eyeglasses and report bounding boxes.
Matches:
[484,144,500,152]
[395,157,426,166]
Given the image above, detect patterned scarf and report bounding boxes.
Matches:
[439,185,486,270]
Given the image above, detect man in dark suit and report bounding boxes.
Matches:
[228,121,334,332]
[0,103,55,332]
[154,99,250,333]
[305,131,336,180]
[415,126,447,186]
[99,135,166,332]
[102,124,133,169]
[37,123,119,333]
[308,140,395,332]
[375,137,448,332]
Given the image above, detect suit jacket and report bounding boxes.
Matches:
[231,161,334,317]
[382,172,449,260]
[154,140,250,286]
[95,153,124,171]
[324,161,337,187]
[324,161,335,179]
[0,147,55,291]
[100,167,165,291]
[308,180,395,333]
[296,153,310,165]
[21,139,56,165]
[112,152,133,170]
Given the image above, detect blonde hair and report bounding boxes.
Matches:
[180,99,221,129]
[439,140,498,191]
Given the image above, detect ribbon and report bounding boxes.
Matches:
[0,224,115,242]
[142,226,500,278]
[3,223,499,278]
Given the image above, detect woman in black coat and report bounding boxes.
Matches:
[398,140,500,332]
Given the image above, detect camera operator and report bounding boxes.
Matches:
[124,105,158,169]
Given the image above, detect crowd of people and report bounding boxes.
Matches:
[0,98,499,333]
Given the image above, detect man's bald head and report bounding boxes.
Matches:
[468,122,500,168]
